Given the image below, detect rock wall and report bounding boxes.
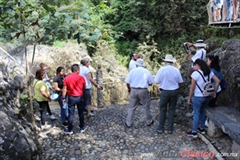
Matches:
[208,39,240,110]
[0,62,39,160]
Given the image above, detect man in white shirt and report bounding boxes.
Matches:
[155,54,183,134]
[186,40,207,77]
[186,39,206,62]
[80,56,101,117]
[125,59,154,127]
[128,52,137,71]
[186,39,207,63]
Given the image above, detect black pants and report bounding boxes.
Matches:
[37,101,48,125]
[208,91,221,107]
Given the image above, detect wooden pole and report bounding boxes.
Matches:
[96,62,104,108]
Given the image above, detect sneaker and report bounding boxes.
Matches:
[147,120,154,126]
[50,115,56,120]
[205,120,209,127]
[61,122,68,127]
[80,126,87,133]
[41,124,51,130]
[125,122,131,128]
[87,113,95,117]
[187,131,198,138]
[168,131,173,134]
[156,129,163,134]
[46,112,49,116]
[63,129,73,135]
[198,128,206,134]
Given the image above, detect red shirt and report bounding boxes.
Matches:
[63,73,86,96]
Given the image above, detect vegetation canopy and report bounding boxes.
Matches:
[0,0,239,69]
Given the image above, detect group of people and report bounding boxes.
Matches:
[125,53,183,134]
[33,40,224,137]
[125,39,223,138]
[208,0,240,22]
[33,55,101,134]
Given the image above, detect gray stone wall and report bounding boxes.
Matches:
[0,62,39,160]
[209,39,240,110]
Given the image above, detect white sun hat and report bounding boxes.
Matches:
[135,59,145,67]
[193,39,206,47]
[162,54,176,63]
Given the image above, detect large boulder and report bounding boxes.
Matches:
[209,39,240,110]
[0,62,39,159]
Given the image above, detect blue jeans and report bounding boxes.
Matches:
[67,96,85,131]
[57,93,68,123]
[225,0,231,21]
[192,96,212,132]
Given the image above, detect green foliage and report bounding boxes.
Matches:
[232,34,240,39]
[204,28,240,39]
[1,0,239,72]
[116,54,129,68]
[0,0,107,46]
[53,41,64,47]
[136,40,162,74]
[114,40,138,67]
[115,40,138,56]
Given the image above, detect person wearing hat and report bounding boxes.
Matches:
[186,40,207,63]
[186,40,207,77]
[155,54,183,134]
[125,59,154,127]
[80,56,101,117]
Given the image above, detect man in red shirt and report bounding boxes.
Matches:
[62,64,87,134]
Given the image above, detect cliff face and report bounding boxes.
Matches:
[0,73,39,159]
[209,39,240,110]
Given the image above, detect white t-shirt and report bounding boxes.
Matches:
[191,70,214,97]
[192,48,206,63]
[129,60,136,71]
[125,67,154,88]
[155,64,183,90]
[79,65,92,89]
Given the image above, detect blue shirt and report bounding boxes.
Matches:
[211,68,222,92]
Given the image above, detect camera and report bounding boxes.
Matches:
[183,43,190,53]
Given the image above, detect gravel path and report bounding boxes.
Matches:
[37,100,217,160]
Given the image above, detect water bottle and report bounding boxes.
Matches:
[63,102,68,109]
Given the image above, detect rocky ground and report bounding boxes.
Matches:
[34,100,234,160]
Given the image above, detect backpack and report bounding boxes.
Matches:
[220,79,227,90]
[196,71,215,97]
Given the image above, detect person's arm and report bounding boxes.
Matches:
[43,73,50,82]
[62,86,67,103]
[53,82,62,92]
[40,90,51,101]
[212,74,220,98]
[148,73,154,86]
[86,72,101,89]
[126,83,131,93]
[186,42,193,56]
[188,78,196,104]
